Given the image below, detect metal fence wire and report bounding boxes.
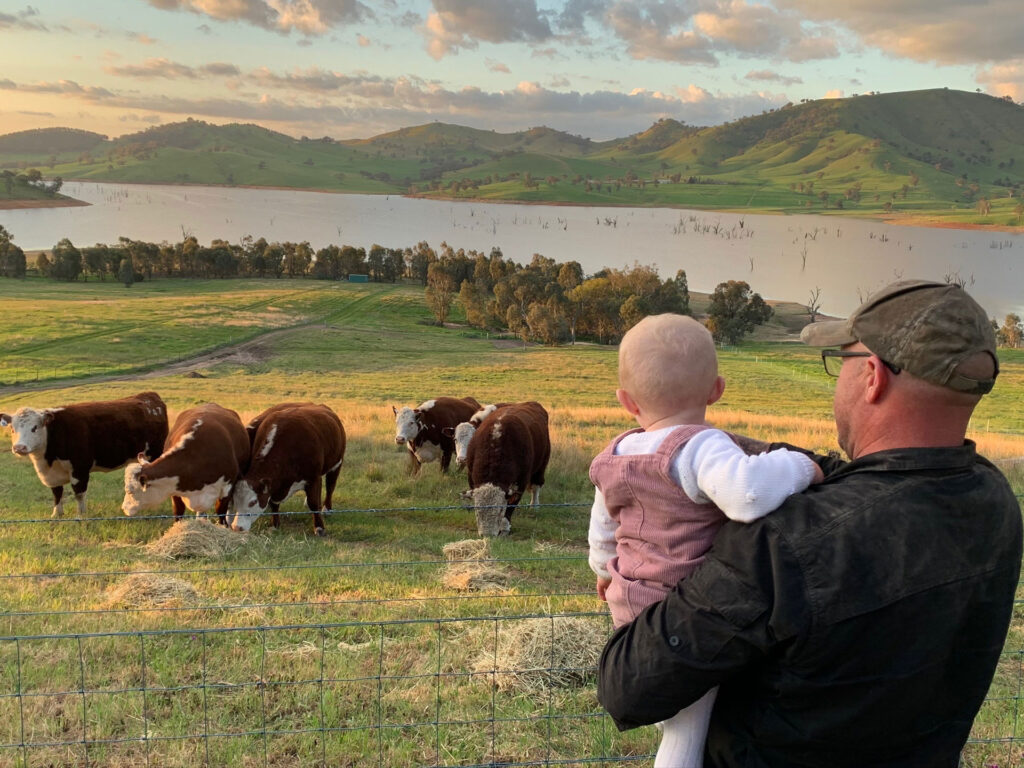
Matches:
[1,487,1022,767]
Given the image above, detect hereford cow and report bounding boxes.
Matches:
[230,403,345,536]
[1,391,168,518]
[121,403,250,524]
[392,396,480,474]
[464,401,550,537]
[445,403,512,468]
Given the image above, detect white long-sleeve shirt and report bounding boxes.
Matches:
[588,426,817,579]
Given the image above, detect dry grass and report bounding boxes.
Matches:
[144,519,248,559]
[441,538,511,592]
[103,573,201,609]
[472,616,606,693]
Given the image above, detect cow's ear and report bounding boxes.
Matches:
[43,411,56,425]
[0,414,10,428]
[441,426,454,437]
[137,452,150,464]
[138,473,148,489]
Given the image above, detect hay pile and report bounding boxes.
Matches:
[472,616,606,693]
[441,538,510,592]
[104,573,201,609]
[145,519,246,559]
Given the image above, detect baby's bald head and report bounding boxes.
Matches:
[619,314,719,418]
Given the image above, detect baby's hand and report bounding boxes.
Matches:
[811,463,825,484]
[596,576,611,601]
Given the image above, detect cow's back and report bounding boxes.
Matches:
[158,403,249,487]
[250,404,345,479]
[468,401,549,490]
[46,391,168,470]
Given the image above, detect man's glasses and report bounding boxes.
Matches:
[821,350,902,377]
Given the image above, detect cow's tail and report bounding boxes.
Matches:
[472,483,508,537]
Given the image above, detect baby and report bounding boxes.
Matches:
[589,313,822,767]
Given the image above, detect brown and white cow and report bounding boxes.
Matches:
[464,401,550,537]
[1,391,168,518]
[392,396,479,474]
[121,403,250,524]
[445,403,512,468]
[230,403,345,536]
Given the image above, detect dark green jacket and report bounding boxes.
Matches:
[598,442,1022,767]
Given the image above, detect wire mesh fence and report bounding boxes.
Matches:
[1,486,1022,767]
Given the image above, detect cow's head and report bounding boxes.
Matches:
[121,456,176,516]
[229,478,271,532]
[393,406,421,446]
[4,408,53,457]
[472,483,511,537]
[451,421,477,467]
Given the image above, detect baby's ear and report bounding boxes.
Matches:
[615,388,641,416]
[706,376,726,406]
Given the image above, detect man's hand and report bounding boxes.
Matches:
[596,576,611,601]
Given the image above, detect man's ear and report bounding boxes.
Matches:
[863,356,891,404]
[616,388,641,417]
[706,375,726,406]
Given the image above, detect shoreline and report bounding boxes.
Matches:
[4,180,1022,234]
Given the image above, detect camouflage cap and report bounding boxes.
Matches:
[801,279,999,395]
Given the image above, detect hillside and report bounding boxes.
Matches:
[2,89,1023,226]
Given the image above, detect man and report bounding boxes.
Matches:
[597,279,1022,767]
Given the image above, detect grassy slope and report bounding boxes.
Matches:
[0,282,1021,765]
[4,90,1024,227]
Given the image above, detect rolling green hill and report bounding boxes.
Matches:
[3,89,1023,226]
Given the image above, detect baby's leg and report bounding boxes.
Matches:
[653,686,718,768]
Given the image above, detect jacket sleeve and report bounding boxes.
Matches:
[597,512,809,730]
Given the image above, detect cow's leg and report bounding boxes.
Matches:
[407,447,421,476]
[71,474,89,517]
[270,501,281,530]
[172,496,186,520]
[503,494,522,535]
[530,485,541,507]
[440,448,452,474]
[324,467,341,512]
[50,485,65,519]
[306,477,326,536]
[214,496,231,526]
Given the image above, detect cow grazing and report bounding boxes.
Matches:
[230,403,345,536]
[392,396,480,474]
[445,403,511,468]
[122,403,250,523]
[464,401,550,537]
[1,391,168,518]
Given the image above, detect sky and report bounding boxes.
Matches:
[2,0,1024,142]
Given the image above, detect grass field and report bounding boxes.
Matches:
[0,278,1021,767]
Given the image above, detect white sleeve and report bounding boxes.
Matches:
[588,488,618,579]
[672,429,818,523]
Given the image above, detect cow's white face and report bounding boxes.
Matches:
[122,460,178,516]
[453,422,476,466]
[394,407,420,445]
[230,479,268,531]
[5,408,49,456]
[473,484,510,537]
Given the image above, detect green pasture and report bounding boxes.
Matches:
[0,278,1021,766]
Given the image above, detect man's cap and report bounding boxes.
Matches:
[801,279,998,395]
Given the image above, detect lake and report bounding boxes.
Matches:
[1,181,1021,317]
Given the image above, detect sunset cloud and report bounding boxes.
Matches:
[105,58,241,80]
[145,0,371,35]
[745,70,803,86]
[423,0,553,59]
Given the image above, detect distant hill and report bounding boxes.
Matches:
[2,89,1023,226]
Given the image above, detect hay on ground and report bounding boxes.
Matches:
[441,538,510,592]
[472,616,606,693]
[145,519,246,559]
[104,573,200,609]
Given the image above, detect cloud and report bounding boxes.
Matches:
[824,89,843,99]
[776,0,1024,64]
[145,0,372,36]
[549,76,571,88]
[486,58,510,73]
[0,6,48,31]
[423,0,553,59]
[131,32,158,44]
[357,33,371,46]
[249,66,390,95]
[745,70,803,86]
[2,79,114,99]
[976,60,1024,102]
[555,0,609,34]
[605,0,838,65]
[105,58,241,80]
[119,113,164,123]
[18,110,57,117]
